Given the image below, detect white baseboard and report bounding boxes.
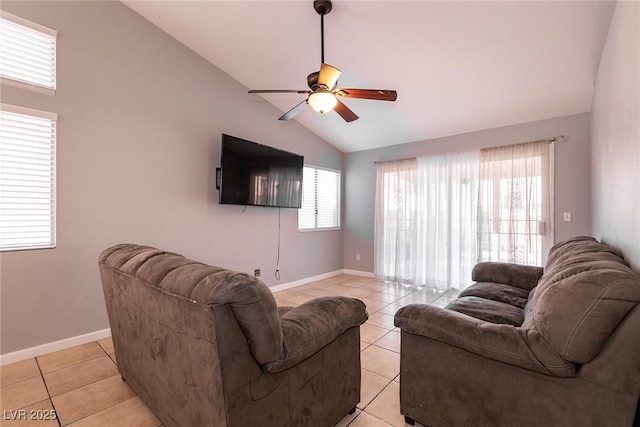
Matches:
[342,269,376,278]
[269,269,344,292]
[0,269,377,366]
[0,328,112,366]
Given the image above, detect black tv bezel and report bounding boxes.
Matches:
[218,134,304,209]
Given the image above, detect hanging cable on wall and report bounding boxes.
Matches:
[275,207,281,281]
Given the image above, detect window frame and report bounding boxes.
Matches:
[0,103,57,252]
[298,164,341,232]
[0,11,57,95]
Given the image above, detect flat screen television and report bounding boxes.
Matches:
[218,134,304,208]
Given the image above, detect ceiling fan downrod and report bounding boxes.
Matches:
[314,0,332,64]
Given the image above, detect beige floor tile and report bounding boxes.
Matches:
[395,290,441,305]
[1,399,59,427]
[37,343,105,373]
[380,284,416,297]
[0,359,40,388]
[378,303,405,316]
[358,282,393,292]
[338,279,369,288]
[361,346,400,380]
[274,297,298,307]
[66,396,160,427]
[367,312,396,330]
[295,287,336,298]
[52,374,136,425]
[364,292,404,304]
[96,337,114,355]
[44,355,118,397]
[360,341,371,352]
[364,380,411,426]
[334,408,361,427]
[348,410,392,427]
[373,331,401,354]
[0,376,49,413]
[359,299,390,315]
[360,324,391,344]
[358,368,391,409]
[273,290,300,300]
[276,292,315,305]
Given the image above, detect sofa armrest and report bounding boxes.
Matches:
[262,296,368,373]
[394,304,574,377]
[472,262,543,291]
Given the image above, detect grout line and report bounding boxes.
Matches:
[34,357,62,427]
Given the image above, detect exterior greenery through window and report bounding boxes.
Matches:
[298,166,341,231]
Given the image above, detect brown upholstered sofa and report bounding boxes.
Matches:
[395,236,640,427]
[99,244,368,427]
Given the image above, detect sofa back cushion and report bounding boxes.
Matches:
[522,237,640,364]
[99,244,284,366]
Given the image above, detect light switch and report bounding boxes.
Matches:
[563,212,572,222]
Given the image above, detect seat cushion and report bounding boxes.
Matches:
[459,282,530,309]
[445,296,524,326]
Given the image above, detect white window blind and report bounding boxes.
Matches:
[0,12,57,92]
[298,166,341,231]
[0,104,57,251]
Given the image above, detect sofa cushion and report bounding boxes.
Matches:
[472,262,544,291]
[522,236,640,363]
[445,296,524,326]
[459,282,530,309]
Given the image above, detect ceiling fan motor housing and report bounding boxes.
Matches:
[307,72,321,91]
[313,0,332,16]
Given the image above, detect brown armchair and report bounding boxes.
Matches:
[99,244,368,427]
[395,237,640,427]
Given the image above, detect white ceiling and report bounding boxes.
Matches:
[121,0,615,153]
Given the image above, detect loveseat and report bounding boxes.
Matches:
[99,244,368,427]
[394,236,640,427]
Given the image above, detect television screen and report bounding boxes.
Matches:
[218,134,304,208]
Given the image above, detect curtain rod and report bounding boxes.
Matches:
[372,135,566,164]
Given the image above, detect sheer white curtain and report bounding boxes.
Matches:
[375,152,479,291]
[477,141,553,266]
[374,159,417,283]
[414,152,480,290]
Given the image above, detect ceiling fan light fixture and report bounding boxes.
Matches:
[308,90,337,114]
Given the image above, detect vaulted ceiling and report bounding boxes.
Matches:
[122,1,615,152]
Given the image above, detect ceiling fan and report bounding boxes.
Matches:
[248,0,397,123]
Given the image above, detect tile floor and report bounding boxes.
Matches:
[0,274,459,426]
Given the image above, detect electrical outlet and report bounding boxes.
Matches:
[563,212,572,222]
[356,254,361,261]
[254,269,260,277]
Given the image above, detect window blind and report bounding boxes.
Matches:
[298,166,341,231]
[0,104,57,251]
[0,12,56,91]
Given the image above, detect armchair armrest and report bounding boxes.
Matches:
[262,296,368,373]
[394,304,574,377]
[472,262,543,291]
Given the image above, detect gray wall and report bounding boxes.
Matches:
[344,113,593,272]
[591,1,640,271]
[0,1,343,354]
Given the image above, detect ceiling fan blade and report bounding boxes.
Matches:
[249,89,310,94]
[279,100,308,121]
[334,99,359,122]
[336,89,397,102]
[318,63,341,90]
